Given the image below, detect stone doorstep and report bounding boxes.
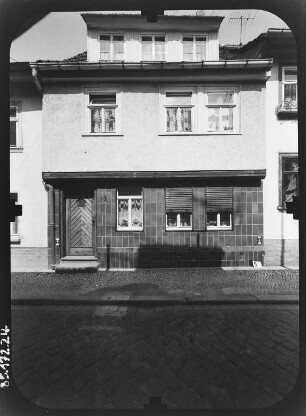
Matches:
[55,256,99,273]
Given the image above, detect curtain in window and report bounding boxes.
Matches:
[104,108,116,132]
[206,187,233,212]
[167,108,178,132]
[131,199,143,227]
[91,108,102,133]
[118,199,129,227]
[180,108,191,131]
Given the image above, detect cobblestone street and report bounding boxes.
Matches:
[12,303,298,409]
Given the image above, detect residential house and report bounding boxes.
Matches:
[223,29,298,267]
[11,14,275,271]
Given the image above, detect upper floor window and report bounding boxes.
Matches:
[166,188,192,230]
[117,187,143,231]
[89,94,117,133]
[10,105,20,148]
[100,34,124,61]
[279,154,299,209]
[282,66,297,107]
[141,35,165,61]
[182,35,207,61]
[206,91,237,132]
[165,92,193,133]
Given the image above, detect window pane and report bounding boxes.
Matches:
[131,199,143,227]
[10,107,17,118]
[195,42,206,60]
[284,68,297,82]
[90,95,116,105]
[118,199,129,227]
[100,35,111,41]
[221,107,234,131]
[167,212,178,227]
[207,212,217,226]
[180,108,191,131]
[10,121,17,146]
[208,92,234,105]
[142,36,152,42]
[166,108,178,132]
[113,35,124,41]
[11,219,18,234]
[118,187,142,196]
[196,36,206,42]
[91,108,102,133]
[155,36,165,42]
[220,212,231,227]
[179,212,191,227]
[183,41,193,61]
[100,36,111,60]
[166,93,192,105]
[113,40,124,60]
[104,108,116,132]
[142,40,153,60]
[208,108,220,131]
[155,42,165,60]
[283,173,298,204]
[283,158,298,172]
[284,84,297,102]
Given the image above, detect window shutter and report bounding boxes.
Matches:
[166,188,192,212]
[206,187,232,212]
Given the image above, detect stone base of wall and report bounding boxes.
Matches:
[264,239,299,267]
[97,246,264,269]
[11,247,49,272]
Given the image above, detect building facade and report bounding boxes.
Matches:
[23,14,273,271]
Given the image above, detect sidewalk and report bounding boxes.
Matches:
[11,267,299,305]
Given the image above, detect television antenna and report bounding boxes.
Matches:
[229,11,257,45]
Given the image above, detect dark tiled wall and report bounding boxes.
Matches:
[95,184,264,269]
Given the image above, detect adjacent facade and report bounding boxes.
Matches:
[10,14,298,271]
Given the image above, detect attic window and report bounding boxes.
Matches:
[100,34,124,61]
[182,35,207,61]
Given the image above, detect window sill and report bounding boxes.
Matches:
[117,228,143,232]
[82,134,123,137]
[159,132,241,136]
[166,227,192,231]
[10,235,21,244]
[10,147,23,153]
[207,227,232,231]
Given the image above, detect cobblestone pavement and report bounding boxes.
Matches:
[11,269,299,299]
[12,304,298,409]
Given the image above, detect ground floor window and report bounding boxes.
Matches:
[117,187,143,231]
[279,153,299,209]
[10,192,20,243]
[206,187,233,230]
[166,188,192,230]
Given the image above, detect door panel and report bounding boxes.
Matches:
[67,197,93,255]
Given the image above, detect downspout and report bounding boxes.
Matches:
[31,65,43,95]
[44,182,56,269]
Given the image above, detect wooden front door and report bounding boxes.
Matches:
[66,197,93,255]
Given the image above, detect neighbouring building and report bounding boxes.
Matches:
[12,15,299,272]
[223,29,298,267]
[10,62,48,271]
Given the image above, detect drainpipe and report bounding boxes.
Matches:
[44,182,56,269]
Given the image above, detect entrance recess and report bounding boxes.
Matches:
[66,197,93,255]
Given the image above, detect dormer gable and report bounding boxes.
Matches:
[81,13,224,62]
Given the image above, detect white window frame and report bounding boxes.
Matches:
[83,86,123,136]
[141,34,166,61]
[204,87,239,134]
[10,103,22,150]
[166,213,192,231]
[99,33,125,61]
[117,189,143,231]
[206,212,232,230]
[181,34,208,61]
[160,86,197,135]
[282,66,298,106]
[10,192,21,243]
